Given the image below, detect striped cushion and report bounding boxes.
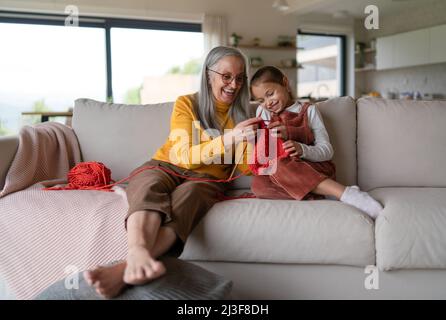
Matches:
[35,257,232,300]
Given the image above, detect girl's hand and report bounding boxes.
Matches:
[267,121,287,140]
[282,140,303,158]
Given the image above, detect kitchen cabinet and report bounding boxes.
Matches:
[430,24,446,64]
[393,29,429,68]
[376,36,394,70]
[376,24,446,70]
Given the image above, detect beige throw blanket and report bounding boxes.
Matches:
[0,122,128,299]
[0,122,81,198]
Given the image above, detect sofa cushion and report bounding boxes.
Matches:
[357,98,446,191]
[180,197,376,267]
[372,187,446,271]
[316,96,357,186]
[72,98,173,180]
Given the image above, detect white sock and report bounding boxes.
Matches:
[340,186,383,219]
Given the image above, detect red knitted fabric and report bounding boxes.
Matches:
[249,121,289,175]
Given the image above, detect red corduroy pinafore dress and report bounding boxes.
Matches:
[251,103,336,200]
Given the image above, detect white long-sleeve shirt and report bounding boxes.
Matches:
[255,101,334,162]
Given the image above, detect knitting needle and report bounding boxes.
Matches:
[228,119,262,180]
[228,142,248,180]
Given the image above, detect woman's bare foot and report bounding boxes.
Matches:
[83,262,127,299]
[123,245,166,285]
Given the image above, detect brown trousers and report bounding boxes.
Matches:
[125,159,226,243]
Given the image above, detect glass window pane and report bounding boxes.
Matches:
[0,23,106,136]
[111,28,203,104]
[297,34,342,99]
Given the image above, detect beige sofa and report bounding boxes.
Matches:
[1,96,446,299]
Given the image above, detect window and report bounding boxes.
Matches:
[0,12,203,136]
[111,28,203,104]
[0,22,106,136]
[297,31,346,99]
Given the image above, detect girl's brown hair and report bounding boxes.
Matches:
[250,66,294,99]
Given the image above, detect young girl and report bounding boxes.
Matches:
[249,66,383,219]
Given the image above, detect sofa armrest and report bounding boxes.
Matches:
[0,135,19,190]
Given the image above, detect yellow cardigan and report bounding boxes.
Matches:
[152,94,251,179]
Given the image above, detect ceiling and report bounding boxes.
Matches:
[284,0,440,18]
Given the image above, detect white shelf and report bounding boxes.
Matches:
[355,48,376,55]
[250,65,302,70]
[237,45,298,51]
[355,66,376,72]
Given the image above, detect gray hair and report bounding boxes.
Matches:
[194,46,251,136]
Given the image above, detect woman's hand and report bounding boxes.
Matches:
[223,117,263,146]
[267,121,288,140]
[233,117,263,132]
[282,140,303,158]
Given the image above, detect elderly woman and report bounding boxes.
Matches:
[83,46,261,298]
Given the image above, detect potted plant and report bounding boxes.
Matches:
[229,33,243,47]
[250,56,263,67]
[277,35,295,47]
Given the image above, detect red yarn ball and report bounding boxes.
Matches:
[67,162,112,189]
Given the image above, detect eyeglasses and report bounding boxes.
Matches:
[208,68,245,85]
